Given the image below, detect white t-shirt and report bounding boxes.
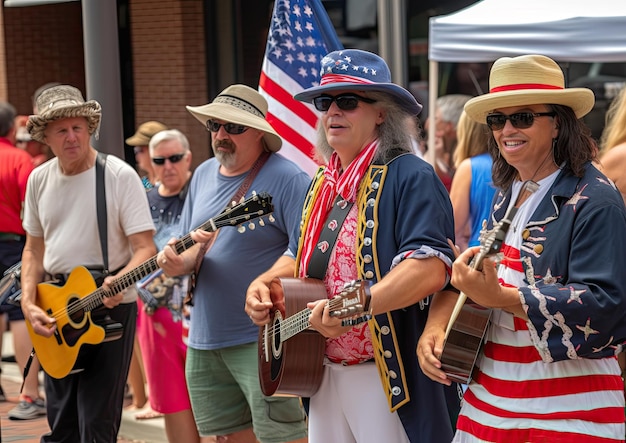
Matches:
[23,154,155,302]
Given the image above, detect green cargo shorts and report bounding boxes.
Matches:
[186,343,307,442]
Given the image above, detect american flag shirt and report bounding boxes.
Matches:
[454,165,626,443]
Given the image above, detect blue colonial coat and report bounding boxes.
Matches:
[294,153,458,443]
[490,162,626,362]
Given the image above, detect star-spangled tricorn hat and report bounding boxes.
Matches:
[464,54,595,123]
[294,49,422,115]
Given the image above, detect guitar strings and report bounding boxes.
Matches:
[44,210,272,323]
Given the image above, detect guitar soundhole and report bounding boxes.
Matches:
[270,312,283,380]
[67,296,86,325]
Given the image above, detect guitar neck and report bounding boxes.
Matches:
[105,220,219,297]
[279,308,313,342]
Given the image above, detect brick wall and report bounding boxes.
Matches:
[3,3,84,115]
[129,0,210,169]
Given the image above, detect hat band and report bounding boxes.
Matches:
[490,83,563,93]
[45,98,82,110]
[213,95,265,118]
[319,73,375,87]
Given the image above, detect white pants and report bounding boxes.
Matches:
[308,360,410,443]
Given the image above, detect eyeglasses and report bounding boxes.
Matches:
[312,93,376,112]
[206,120,248,135]
[152,153,186,165]
[486,112,556,131]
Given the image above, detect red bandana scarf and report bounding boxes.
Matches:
[299,140,379,277]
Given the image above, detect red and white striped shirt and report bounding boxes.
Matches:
[454,174,625,443]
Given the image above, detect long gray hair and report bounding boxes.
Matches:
[314,91,420,164]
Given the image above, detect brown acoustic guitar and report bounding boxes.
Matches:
[27,193,274,379]
[440,201,522,385]
[259,277,371,397]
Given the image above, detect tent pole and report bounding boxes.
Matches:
[427,60,438,167]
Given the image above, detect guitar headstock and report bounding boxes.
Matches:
[328,280,373,326]
[211,192,275,232]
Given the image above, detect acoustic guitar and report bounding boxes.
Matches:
[439,203,520,385]
[27,192,274,379]
[259,277,371,397]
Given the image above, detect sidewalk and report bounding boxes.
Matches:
[1,331,167,443]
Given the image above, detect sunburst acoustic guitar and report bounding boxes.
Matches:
[27,192,274,379]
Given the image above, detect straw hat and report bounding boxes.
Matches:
[126,121,168,146]
[186,84,282,152]
[294,49,422,115]
[464,54,595,123]
[27,85,101,143]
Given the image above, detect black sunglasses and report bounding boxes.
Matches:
[486,112,556,131]
[206,119,248,135]
[312,93,376,112]
[152,153,186,165]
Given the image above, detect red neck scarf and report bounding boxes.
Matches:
[299,140,378,277]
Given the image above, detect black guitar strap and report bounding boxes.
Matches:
[95,152,109,273]
[306,195,353,280]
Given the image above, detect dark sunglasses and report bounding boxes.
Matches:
[152,153,186,165]
[312,93,376,112]
[486,112,556,131]
[206,119,248,135]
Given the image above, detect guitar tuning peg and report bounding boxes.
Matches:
[258,219,265,227]
[268,215,275,223]
[251,190,257,196]
[248,223,255,230]
[238,226,246,233]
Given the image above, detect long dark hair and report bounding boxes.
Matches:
[489,104,597,189]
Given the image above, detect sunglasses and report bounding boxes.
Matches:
[206,120,248,135]
[486,112,556,131]
[152,153,186,165]
[312,93,376,112]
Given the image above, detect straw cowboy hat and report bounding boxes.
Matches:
[186,84,282,152]
[126,121,168,146]
[464,54,595,123]
[27,85,101,143]
[294,49,422,115]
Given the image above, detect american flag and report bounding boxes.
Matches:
[259,0,343,176]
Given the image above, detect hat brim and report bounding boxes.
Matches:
[464,89,595,123]
[27,101,101,143]
[125,134,150,146]
[294,83,422,115]
[186,103,282,152]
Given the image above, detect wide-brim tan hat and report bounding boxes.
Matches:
[464,54,595,123]
[27,85,101,143]
[186,84,282,152]
[126,121,168,146]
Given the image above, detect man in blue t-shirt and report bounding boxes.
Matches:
[158,85,310,443]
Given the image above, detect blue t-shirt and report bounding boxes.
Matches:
[179,153,310,350]
[469,153,496,247]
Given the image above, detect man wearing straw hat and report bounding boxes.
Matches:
[158,84,309,442]
[20,84,156,442]
[418,54,626,442]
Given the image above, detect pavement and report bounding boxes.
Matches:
[0,331,168,443]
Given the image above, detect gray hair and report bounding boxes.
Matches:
[0,102,16,138]
[436,94,472,128]
[149,129,190,155]
[315,91,417,164]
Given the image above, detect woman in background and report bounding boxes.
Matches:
[448,111,494,250]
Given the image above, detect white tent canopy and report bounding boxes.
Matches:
[426,0,626,163]
[429,0,626,63]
